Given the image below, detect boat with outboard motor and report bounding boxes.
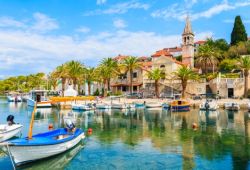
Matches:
[4,128,85,165]
[200,100,219,111]
[0,115,23,142]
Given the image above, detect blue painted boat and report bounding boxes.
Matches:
[5,128,85,165]
[135,103,145,108]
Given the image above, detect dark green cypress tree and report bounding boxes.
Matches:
[231,16,248,45]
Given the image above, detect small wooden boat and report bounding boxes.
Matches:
[71,103,92,111]
[145,102,162,108]
[224,102,240,111]
[0,124,23,142]
[5,128,85,165]
[170,100,190,112]
[200,100,219,111]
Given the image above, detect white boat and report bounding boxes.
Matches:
[200,100,219,111]
[95,103,111,109]
[5,128,85,165]
[7,96,22,102]
[145,102,162,108]
[71,103,92,111]
[7,96,14,102]
[224,102,240,111]
[0,124,23,142]
[27,90,52,108]
[111,102,128,109]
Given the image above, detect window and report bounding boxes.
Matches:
[119,74,127,79]
[133,86,137,91]
[122,86,127,92]
[133,72,137,78]
[160,65,165,68]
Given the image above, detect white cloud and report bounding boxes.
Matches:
[76,26,91,33]
[97,0,106,5]
[151,0,250,21]
[0,27,212,77]
[84,1,150,16]
[31,12,59,32]
[113,19,127,29]
[0,17,26,28]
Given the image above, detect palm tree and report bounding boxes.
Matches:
[172,65,199,98]
[122,56,141,94]
[238,56,250,98]
[196,44,220,74]
[95,65,110,97]
[147,68,165,98]
[84,67,96,96]
[66,61,84,90]
[100,58,118,91]
[48,72,58,90]
[53,64,69,96]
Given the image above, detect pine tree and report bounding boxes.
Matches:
[231,16,248,45]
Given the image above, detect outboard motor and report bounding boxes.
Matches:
[65,119,75,132]
[205,101,210,110]
[7,115,15,126]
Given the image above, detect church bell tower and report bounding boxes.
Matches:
[182,16,194,68]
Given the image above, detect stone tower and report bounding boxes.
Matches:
[182,16,194,68]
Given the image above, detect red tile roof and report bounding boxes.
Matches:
[163,47,182,53]
[194,40,206,45]
[113,54,129,61]
[152,50,173,57]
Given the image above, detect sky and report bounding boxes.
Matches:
[0,0,250,78]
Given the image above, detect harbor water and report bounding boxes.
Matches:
[0,97,250,170]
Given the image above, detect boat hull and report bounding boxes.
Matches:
[27,99,52,108]
[171,105,190,111]
[0,124,23,142]
[96,104,111,109]
[9,132,85,165]
[145,104,162,108]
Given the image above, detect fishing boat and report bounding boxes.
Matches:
[27,90,52,108]
[199,100,219,111]
[145,102,162,108]
[95,102,111,109]
[111,102,128,109]
[71,103,93,111]
[0,124,23,142]
[134,102,145,108]
[162,103,170,109]
[7,96,15,102]
[5,128,85,165]
[224,102,240,111]
[7,95,22,102]
[170,100,190,111]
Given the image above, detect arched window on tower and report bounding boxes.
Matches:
[160,65,165,69]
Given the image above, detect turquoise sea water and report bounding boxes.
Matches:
[0,96,250,170]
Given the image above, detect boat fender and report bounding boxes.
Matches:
[88,128,93,135]
[48,124,54,130]
[192,123,198,130]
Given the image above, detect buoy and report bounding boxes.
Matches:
[48,124,54,130]
[87,128,93,135]
[192,123,198,130]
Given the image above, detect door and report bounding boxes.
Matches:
[228,88,234,98]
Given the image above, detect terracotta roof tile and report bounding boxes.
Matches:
[194,40,206,45]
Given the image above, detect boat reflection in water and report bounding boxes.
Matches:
[19,142,85,170]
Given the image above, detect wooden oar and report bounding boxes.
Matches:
[28,103,37,139]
